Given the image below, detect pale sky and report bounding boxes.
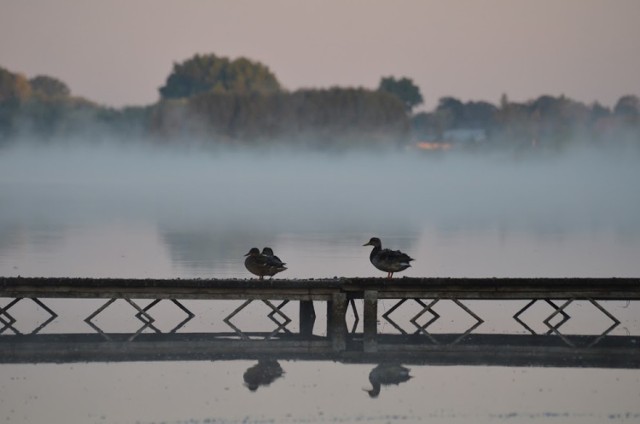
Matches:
[1,0,639,110]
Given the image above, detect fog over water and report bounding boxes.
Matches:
[1,140,640,278]
[2,140,640,424]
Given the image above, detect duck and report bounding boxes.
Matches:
[366,363,412,398]
[363,237,414,278]
[244,247,287,280]
[244,247,269,280]
[261,247,287,278]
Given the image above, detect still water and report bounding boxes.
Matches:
[1,143,640,423]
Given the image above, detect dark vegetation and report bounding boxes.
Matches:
[1,53,639,152]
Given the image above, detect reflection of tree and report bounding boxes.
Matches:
[0,221,65,258]
[243,359,284,391]
[366,363,411,398]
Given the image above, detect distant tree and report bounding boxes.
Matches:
[0,67,32,137]
[159,53,281,99]
[589,101,610,121]
[461,101,497,128]
[29,75,70,98]
[613,95,639,119]
[527,95,589,143]
[377,76,423,113]
[499,93,509,111]
[152,87,409,147]
[435,97,464,127]
[494,94,533,145]
[529,95,559,117]
[0,67,31,103]
[430,97,497,132]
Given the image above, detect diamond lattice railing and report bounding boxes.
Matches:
[542,299,621,347]
[0,298,58,335]
[382,298,484,345]
[223,299,293,340]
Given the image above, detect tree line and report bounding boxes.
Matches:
[413,94,640,151]
[1,53,639,151]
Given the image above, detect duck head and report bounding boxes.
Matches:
[261,247,274,256]
[367,385,381,398]
[363,237,382,248]
[244,247,261,257]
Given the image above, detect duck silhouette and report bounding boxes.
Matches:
[363,237,414,278]
[261,247,287,278]
[244,247,287,279]
[244,247,268,279]
[366,363,412,398]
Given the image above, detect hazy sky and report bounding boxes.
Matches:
[1,0,639,110]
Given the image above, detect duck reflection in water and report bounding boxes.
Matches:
[243,359,284,391]
[365,363,412,398]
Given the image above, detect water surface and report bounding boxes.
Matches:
[1,142,639,423]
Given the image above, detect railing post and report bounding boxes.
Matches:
[329,292,347,352]
[363,290,378,352]
[299,300,316,337]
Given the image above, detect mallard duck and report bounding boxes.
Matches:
[244,247,269,279]
[261,247,287,278]
[363,237,414,278]
[244,247,287,280]
[366,363,412,398]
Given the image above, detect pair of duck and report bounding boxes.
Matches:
[244,237,414,279]
[243,247,288,280]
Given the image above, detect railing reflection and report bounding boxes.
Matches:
[1,330,639,369]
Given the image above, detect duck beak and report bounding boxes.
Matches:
[244,251,251,256]
[363,242,371,246]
